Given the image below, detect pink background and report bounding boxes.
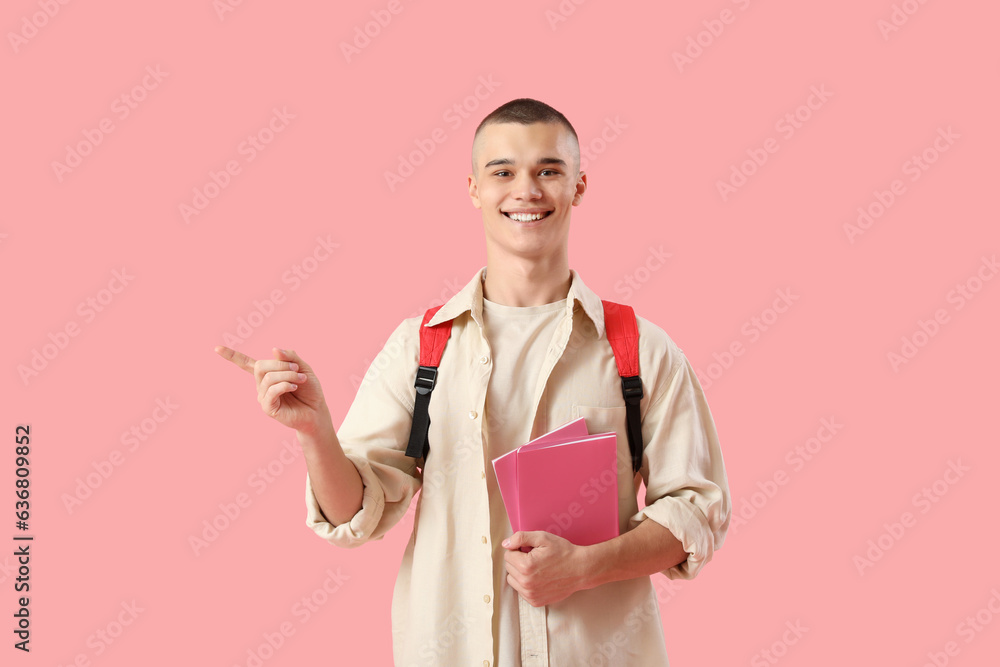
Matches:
[3,1,998,665]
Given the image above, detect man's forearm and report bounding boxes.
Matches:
[298,421,364,526]
[580,518,688,589]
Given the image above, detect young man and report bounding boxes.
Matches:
[216,99,730,666]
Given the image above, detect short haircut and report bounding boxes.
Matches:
[471,98,580,172]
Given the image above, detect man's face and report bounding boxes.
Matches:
[468,122,586,262]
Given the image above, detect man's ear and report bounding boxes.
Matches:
[572,171,587,205]
[468,174,482,209]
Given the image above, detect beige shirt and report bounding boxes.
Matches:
[481,295,569,666]
[305,268,731,667]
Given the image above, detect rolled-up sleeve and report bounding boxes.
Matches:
[304,318,423,549]
[628,351,731,580]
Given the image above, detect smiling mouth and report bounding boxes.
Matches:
[503,211,553,222]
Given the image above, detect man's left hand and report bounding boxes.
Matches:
[501,531,590,607]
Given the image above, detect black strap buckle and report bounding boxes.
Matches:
[414,366,438,394]
[620,375,644,474]
[406,366,439,463]
[621,375,643,403]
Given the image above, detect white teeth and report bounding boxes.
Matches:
[506,212,548,222]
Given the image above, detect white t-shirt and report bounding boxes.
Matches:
[481,295,568,667]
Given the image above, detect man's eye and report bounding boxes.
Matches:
[540,169,559,176]
[494,170,511,177]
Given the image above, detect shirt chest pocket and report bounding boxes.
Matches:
[571,404,637,478]
[571,404,643,520]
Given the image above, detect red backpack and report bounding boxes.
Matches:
[403,300,645,473]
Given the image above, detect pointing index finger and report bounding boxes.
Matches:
[214,345,257,374]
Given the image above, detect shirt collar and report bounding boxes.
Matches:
[426,266,607,339]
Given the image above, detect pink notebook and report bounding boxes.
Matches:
[492,418,620,550]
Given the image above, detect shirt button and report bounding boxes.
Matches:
[481,470,486,479]
[484,661,490,667]
[469,410,478,419]
[480,355,489,364]
[482,535,487,543]
[484,594,491,603]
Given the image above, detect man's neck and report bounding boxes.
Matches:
[482,256,572,307]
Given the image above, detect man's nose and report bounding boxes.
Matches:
[512,173,542,199]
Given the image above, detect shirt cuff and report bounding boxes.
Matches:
[304,453,387,549]
[628,495,718,580]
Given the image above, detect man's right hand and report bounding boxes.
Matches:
[214,345,333,436]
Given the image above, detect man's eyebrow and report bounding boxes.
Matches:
[483,157,568,168]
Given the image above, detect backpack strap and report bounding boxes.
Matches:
[602,300,644,474]
[404,301,644,474]
[404,306,452,463]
